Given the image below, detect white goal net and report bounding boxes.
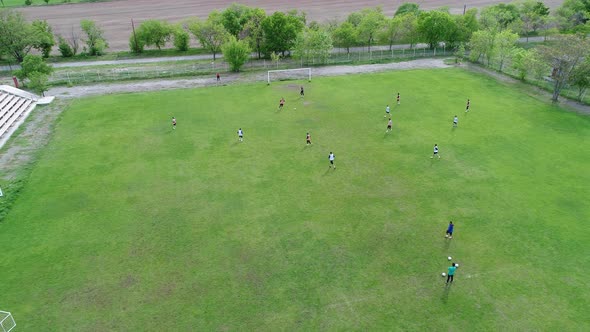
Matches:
[0,311,15,332]
[267,68,311,84]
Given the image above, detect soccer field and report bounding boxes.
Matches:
[1,68,589,330]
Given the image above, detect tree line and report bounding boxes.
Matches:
[1,1,589,100]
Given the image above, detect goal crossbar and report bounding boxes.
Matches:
[267,68,311,84]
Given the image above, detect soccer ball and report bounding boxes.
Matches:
[448,256,452,261]
[455,264,459,268]
[294,108,297,110]
[441,273,446,277]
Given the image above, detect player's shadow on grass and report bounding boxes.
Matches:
[443,238,452,251]
[441,283,452,304]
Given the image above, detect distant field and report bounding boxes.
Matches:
[1,68,589,330]
[2,0,91,7]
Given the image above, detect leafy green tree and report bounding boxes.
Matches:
[332,21,357,53]
[58,36,74,57]
[570,60,590,101]
[173,26,190,51]
[379,16,402,50]
[447,9,478,48]
[454,42,466,63]
[243,8,266,59]
[222,35,251,72]
[0,10,37,62]
[28,72,49,96]
[395,3,420,16]
[469,29,496,65]
[538,34,590,101]
[357,7,386,52]
[80,19,108,56]
[346,11,363,27]
[44,0,50,4]
[556,0,590,32]
[137,20,173,50]
[519,0,550,41]
[31,20,55,58]
[188,12,229,60]
[397,12,419,48]
[293,27,333,64]
[129,31,145,53]
[417,10,455,49]
[261,11,305,56]
[221,3,253,38]
[494,29,519,71]
[14,54,53,82]
[480,3,521,30]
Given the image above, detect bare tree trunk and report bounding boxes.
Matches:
[552,80,561,102]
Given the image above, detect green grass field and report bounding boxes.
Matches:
[1,68,589,330]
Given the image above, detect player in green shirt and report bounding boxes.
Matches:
[446,263,457,284]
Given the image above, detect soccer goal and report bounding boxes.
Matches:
[0,311,15,332]
[267,68,311,85]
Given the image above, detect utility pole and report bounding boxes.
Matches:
[463,4,466,15]
[131,19,139,52]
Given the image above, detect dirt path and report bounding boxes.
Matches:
[17,0,563,52]
[47,58,450,98]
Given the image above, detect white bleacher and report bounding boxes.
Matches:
[0,85,53,149]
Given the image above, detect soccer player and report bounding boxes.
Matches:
[237,128,243,142]
[446,263,457,284]
[172,117,176,130]
[385,105,390,118]
[445,221,454,239]
[386,118,393,133]
[397,92,400,105]
[306,132,312,145]
[431,144,440,159]
[216,73,220,82]
[329,152,335,169]
[279,97,285,110]
[453,115,458,127]
[465,99,470,112]
[300,86,305,97]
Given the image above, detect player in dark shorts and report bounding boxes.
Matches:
[172,117,176,130]
[431,144,440,159]
[279,97,285,110]
[386,118,392,133]
[453,115,458,127]
[329,152,335,169]
[216,73,220,82]
[397,92,400,105]
[445,221,454,238]
[300,86,304,97]
[306,132,312,145]
[465,99,470,112]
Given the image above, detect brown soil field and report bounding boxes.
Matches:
[18,0,564,52]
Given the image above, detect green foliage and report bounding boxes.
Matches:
[447,8,479,48]
[24,0,32,5]
[261,11,305,56]
[136,19,173,50]
[570,60,590,101]
[494,29,519,71]
[221,35,251,71]
[480,3,521,31]
[243,7,266,59]
[0,10,37,62]
[357,7,386,52]
[44,0,49,3]
[519,0,550,39]
[221,3,253,37]
[188,12,229,60]
[417,10,455,49]
[395,2,420,16]
[172,26,190,52]
[13,54,53,81]
[31,20,55,58]
[537,34,590,101]
[469,29,496,64]
[346,11,363,27]
[556,0,590,32]
[332,21,357,53]
[57,36,74,57]
[27,71,49,95]
[129,32,145,53]
[80,19,108,56]
[293,27,333,64]
[454,42,465,63]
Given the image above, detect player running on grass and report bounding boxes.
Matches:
[431,144,440,159]
[385,105,390,118]
[306,132,312,145]
[237,128,244,142]
[465,99,470,112]
[329,152,335,169]
[453,115,458,127]
[172,117,176,130]
[278,97,285,110]
[386,118,393,133]
[445,221,454,239]
[300,86,305,98]
[397,93,400,105]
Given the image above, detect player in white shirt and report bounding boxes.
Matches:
[431,144,440,159]
[329,152,336,169]
[385,105,390,118]
[237,128,243,142]
[386,118,393,132]
[453,115,458,127]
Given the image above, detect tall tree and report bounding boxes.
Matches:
[221,3,253,38]
[293,27,333,64]
[417,10,456,49]
[222,35,251,72]
[537,34,590,101]
[469,29,496,65]
[357,7,386,53]
[80,19,108,56]
[395,3,420,16]
[480,3,521,30]
[261,11,305,56]
[332,21,357,54]
[14,54,53,82]
[494,29,519,71]
[519,0,550,41]
[570,59,590,101]
[447,8,479,48]
[136,20,173,50]
[188,12,229,60]
[0,10,37,62]
[379,16,402,50]
[556,0,590,32]
[31,20,55,58]
[243,8,266,59]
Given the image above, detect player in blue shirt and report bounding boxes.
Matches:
[445,221,454,239]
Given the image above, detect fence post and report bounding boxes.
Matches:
[434,48,436,56]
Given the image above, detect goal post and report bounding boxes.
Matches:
[267,68,311,85]
[0,311,15,332]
